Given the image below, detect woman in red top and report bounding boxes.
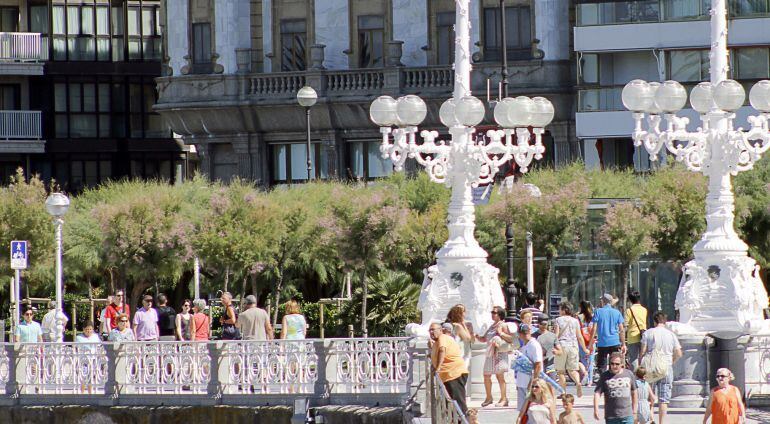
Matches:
[703,367,745,424]
[191,299,210,341]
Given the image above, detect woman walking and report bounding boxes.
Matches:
[446,304,473,367]
[175,299,193,341]
[702,368,745,424]
[517,378,557,424]
[474,305,514,407]
[191,299,210,341]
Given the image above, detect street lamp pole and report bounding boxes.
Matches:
[45,193,70,342]
[297,86,318,181]
[500,0,508,98]
[622,0,770,334]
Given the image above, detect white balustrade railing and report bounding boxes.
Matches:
[0,32,43,62]
[222,340,318,395]
[331,337,412,394]
[0,110,42,139]
[0,338,417,405]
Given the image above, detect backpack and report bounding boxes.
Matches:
[640,331,670,383]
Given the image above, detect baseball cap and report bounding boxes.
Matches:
[518,323,531,334]
[601,293,614,303]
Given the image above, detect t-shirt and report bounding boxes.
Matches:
[75,333,102,343]
[595,369,637,419]
[238,307,270,340]
[15,320,42,343]
[536,331,557,360]
[133,307,159,340]
[104,303,131,330]
[624,304,648,344]
[516,338,543,388]
[432,334,468,383]
[155,305,177,336]
[284,314,306,340]
[193,312,209,341]
[640,326,681,364]
[592,305,624,348]
[554,315,581,348]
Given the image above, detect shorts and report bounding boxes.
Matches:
[653,367,674,403]
[606,417,634,424]
[555,345,579,372]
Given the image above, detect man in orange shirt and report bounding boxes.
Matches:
[430,322,469,414]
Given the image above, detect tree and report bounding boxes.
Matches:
[597,202,657,309]
[324,186,408,336]
[340,269,420,337]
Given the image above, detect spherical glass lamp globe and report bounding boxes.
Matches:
[530,97,555,128]
[509,96,534,127]
[749,80,770,113]
[494,98,516,128]
[689,82,714,114]
[454,95,486,127]
[439,98,460,127]
[396,95,427,127]
[654,80,687,113]
[45,193,70,218]
[645,82,662,114]
[622,79,653,112]
[296,86,317,108]
[713,79,745,112]
[370,96,398,127]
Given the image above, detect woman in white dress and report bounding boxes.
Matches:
[517,378,557,424]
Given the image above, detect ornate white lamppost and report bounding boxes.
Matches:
[45,192,69,342]
[622,0,770,334]
[369,1,555,334]
[297,86,318,181]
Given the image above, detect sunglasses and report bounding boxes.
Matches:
[716,375,729,379]
[532,386,540,390]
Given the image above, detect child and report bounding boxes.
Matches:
[467,408,479,424]
[557,394,585,424]
[635,367,657,424]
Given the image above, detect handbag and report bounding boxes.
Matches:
[221,306,242,340]
[519,398,530,424]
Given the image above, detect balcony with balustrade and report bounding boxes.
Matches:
[0,32,45,75]
[0,110,44,153]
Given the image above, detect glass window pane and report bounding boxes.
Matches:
[112,37,124,61]
[53,38,66,60]
[142,8,153,35]
[69,83,81,112]
[129,84,141,112]
[53,6,65,35]
[112,7,124,35]
[96,6,109,35]
[145,115,166,137]
[31,5,49,34]
[99,114,110,137]
[55,115,68,137]
[128,39,141,59]
[358,15,384,30]
[84,161,98,186]
[143,85,155,111]
[83,84,96,112]
[272,145,287,181]
[669,50,701,81]
[582,54,599,84]
[70,115,97,138]
[54,84,67,112]
[112,83,124,112]
[368,141,392,178]
[98,83,110,112]
[156,8,161,35]
[112,114,125,136]
[100,160,112,180]
[81,6,94,35]
[290,143,312,180]
[97,38,110,61]
[349,141,364,178]
[128,8,139,36]
[130,114,142,137]
[736,48,769,79]
[663,0,705,20]
[67,6,80,34]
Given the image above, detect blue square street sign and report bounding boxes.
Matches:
[11,240,27,270]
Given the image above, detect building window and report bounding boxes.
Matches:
[127,2,161,60]
[580,53,599,85]
[280,19,306,71]
[270,143,330,183]
[358,15,384,68]
[0,7,18,32]
[483,6,532,62]
[734,47,770,80]
[667,50,709,81]
[662,0,709,21]
[436,12,455,65]
[192,22,212,73]
[731,0,770,16]
[0,85,20,110]
[348,141,392,180]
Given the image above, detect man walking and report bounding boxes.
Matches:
[155,294,177,341]
[104,290,130,331]
[133,295,159,341]
[15,306,43,343]
[640,311,682,424]
[624,291,647,370]
[430,322,469,414]
[590,294,626,374]
[554,301,587,397]
[515,323,543,410]
[594,352,637,424]
[237,295,273,340]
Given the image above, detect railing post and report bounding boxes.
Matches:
[314,339,329,399]
[383,67,403,97]
[207,341,223,401]
[4,343,18,401]
[104,342,120,400]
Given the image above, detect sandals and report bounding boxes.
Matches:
[481,399,494,407]
[495,400,509,407]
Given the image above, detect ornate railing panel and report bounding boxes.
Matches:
[249,73,306,95]
[403,67,453,90]
[330,337,412,393]
[0,346,9,394]
[431,373,468,424]
[120,341,211,394]
[21,343,108,394]
[327,70,384,92]
[221,340,318,395]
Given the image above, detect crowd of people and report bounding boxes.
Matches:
[430,292,746,424]
[14,290,306,344]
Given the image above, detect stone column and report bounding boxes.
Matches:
[534,0,570,61]
[392,0,427,66]
[385,41,404,67]
[315,0,349,69]
[262,0,273,72]
[207,341,224,398]
[671,334,709,408]
[167,0,189,76]
[215,0,251,74]
[4,344,18,402]
[232,135,253,180]
[310,44,326,70]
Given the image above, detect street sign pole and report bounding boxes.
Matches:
[14,270,20,327]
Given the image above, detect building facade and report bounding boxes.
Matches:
[154,0,576,185]
[575,0,770,171]
[0,0,184,191]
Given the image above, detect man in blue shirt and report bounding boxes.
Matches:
[15,307,43,343]
[589,293,626,375]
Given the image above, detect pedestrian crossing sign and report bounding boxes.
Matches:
[11,240,27,270]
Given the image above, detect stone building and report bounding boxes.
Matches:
[154,0,576,185]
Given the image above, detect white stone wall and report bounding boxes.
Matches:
[315,0,349,69]
[167,0,188,76]
[392,0,427,66]
[535,0,569,61]
[262,0,272,72]
[215,0,251,74]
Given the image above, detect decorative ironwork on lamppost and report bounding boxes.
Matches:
[622,0,770,334]
[45,192,69,342]
[369,0,554,334]
[297,85,318,181]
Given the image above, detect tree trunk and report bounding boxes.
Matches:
[620,262,630,312]
[128,280,152,315]
[172,269,194,308]
[361,267,368,337]
[240,274,247,309]
[250,273,258,304]
[544,256,554,314]
[224,265,230,293]
[272,273,284,327]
